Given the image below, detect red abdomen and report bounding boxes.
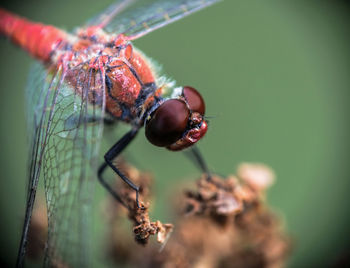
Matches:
[0,8,67,62]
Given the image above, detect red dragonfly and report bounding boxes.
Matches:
[0,0,219,266]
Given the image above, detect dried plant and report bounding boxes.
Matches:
[26,161,290,267]
[107,162,291,268]
[104,160,174,246]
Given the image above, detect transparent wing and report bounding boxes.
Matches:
[25,61,106,267]
[86,0,220,40]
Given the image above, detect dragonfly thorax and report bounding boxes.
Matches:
[56,29,208,150]
[60,32,160,123]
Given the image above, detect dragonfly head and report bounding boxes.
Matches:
[145,86,207,151]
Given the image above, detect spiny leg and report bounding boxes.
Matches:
[64,114,116,127]
[98,162,127,207]
[186,146,212,180]
[97,128,143,208]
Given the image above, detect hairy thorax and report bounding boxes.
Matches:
[54,27,160,124]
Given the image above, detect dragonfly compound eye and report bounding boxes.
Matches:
[183,86,205,115]
[145,99,190,147]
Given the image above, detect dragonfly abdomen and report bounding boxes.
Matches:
[0,8,67,62]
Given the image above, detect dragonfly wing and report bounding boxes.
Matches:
[86,0,220,40]
[86,0,136,29]
[16,63,60,267]
[25,61,106,267]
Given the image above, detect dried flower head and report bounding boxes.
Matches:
[106,160,173,246]
[108,162,291,268]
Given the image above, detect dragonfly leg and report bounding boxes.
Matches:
[64,114,116,128]
[97,128,143,208]
[98,162,128,207]
[186,146,212,180]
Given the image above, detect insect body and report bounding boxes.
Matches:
[0,0,219,266]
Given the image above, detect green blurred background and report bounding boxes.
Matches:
[0,0,349,267]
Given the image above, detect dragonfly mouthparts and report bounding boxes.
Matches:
[166,116,208,151]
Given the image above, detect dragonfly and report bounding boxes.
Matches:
[0,0,219,266]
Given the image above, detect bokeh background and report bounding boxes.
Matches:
[0,0,349,267]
